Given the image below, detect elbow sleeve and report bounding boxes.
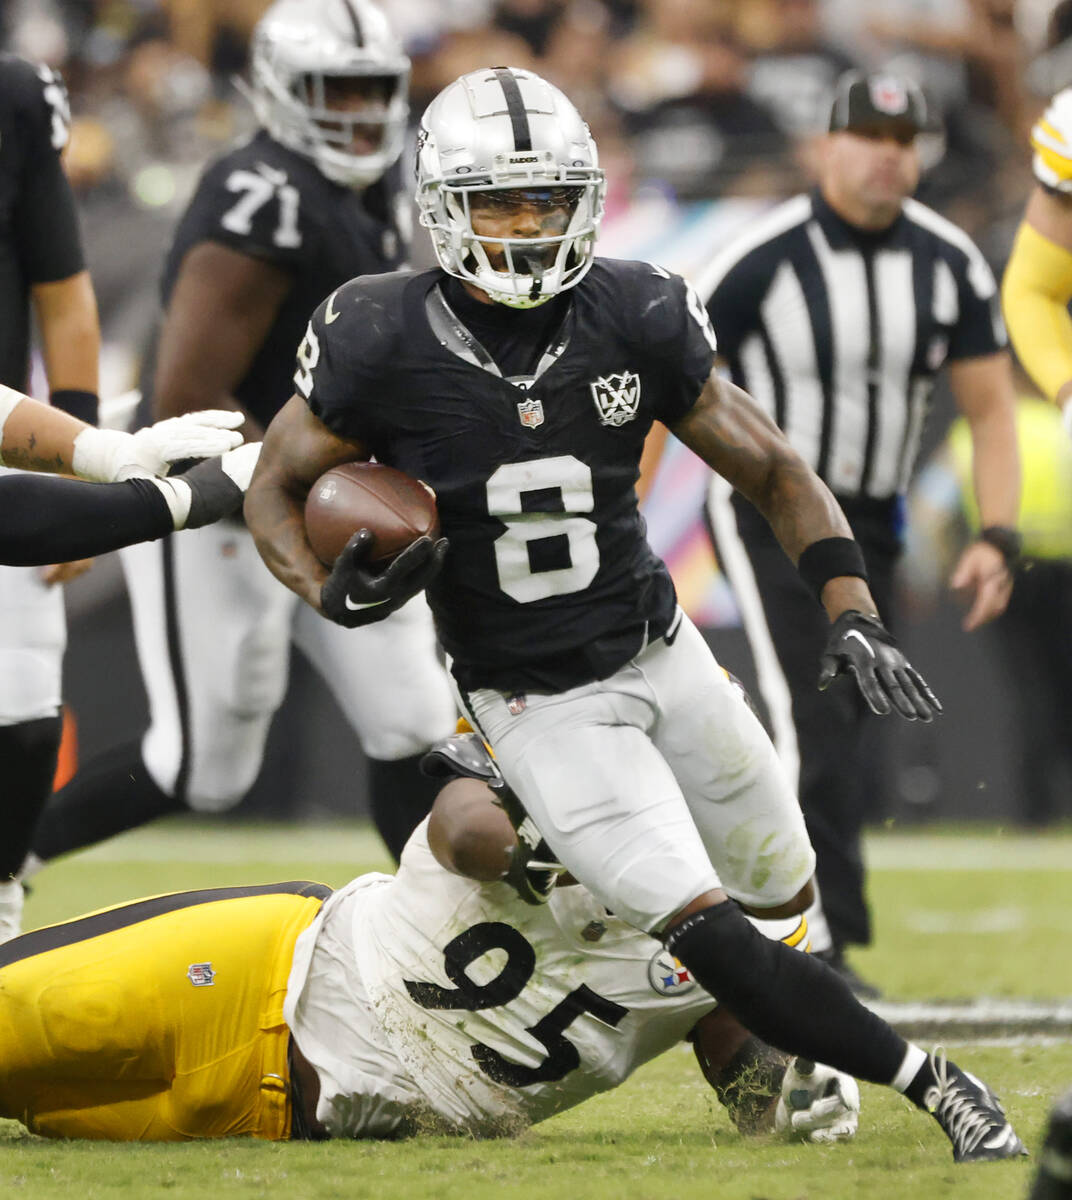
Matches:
[1002,220,1072,401]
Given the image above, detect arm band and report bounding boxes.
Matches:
[1001,220,1072,402]
[797,537,868,602]
[50,389,99,426]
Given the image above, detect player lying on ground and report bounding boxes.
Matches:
[0,747,858,1144]
[246,67,1026,1164]
[0,385,254,564]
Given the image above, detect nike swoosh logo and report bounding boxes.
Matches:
[844,629,876,658]
[325,291,341,324]
[344,594,387,611]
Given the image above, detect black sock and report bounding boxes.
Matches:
[666,902,909,1085]
[31,740,183,862]
[367,753,441,862]
[0,716,63,879]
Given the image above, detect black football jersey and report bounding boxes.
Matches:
[297,260,717,693]
[0,54,84,390]
[158,129,404,430]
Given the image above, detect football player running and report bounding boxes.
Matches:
[0,738,858,1144]
[26,0,456,886]
[246,68,1025,1163]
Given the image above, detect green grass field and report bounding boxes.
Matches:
[2,820,1070,1200]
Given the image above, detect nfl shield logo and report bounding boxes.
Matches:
[187,962,215,987]
[590,371,641,427]
[869,76,908,115]
[647,949,696,997]
[517,398,544,429]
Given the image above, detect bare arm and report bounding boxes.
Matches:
[947,352,1020,631]
[0,390,89,473]
[153,241,294,439]
[32,269,100,395]
[670,372,879,621]
[244,394,367,609]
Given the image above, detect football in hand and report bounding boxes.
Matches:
[304,462,439,567]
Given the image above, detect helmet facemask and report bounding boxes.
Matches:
[419,151,605,308]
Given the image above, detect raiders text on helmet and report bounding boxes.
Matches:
[247,0,409,188]
[416,67,606,308]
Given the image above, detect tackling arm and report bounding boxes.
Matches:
[152,242,293,439]
[244,394,367,610]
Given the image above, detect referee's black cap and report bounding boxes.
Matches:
[828,71,927,135]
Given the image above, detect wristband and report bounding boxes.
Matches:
[797,537,868,602]
[50,389,99,426]
[978,525,1023,568]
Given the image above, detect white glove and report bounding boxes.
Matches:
[775,1059,860,1144]
[71,410,244,482]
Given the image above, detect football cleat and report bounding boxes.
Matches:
[0,877,24,944]
[923,1048,1028,1163]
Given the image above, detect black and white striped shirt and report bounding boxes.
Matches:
[697,189,1006,500]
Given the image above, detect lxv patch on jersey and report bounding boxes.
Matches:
[590,371,641,427]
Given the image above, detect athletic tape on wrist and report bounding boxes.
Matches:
[148,477,193,529]
[797,537,868,603]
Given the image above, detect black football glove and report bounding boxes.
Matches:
[420,732,563,905]
[320,528,448,628]
[818,610,942,722]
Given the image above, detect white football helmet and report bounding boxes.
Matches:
[247,0,409,188]
[416,67,606,308]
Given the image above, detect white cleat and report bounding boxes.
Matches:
[0,877,24,944]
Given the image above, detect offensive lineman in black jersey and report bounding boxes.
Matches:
[246,68,1025,1163]
[27,0,456,878]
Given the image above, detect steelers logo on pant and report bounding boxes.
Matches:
[647,948,696,997]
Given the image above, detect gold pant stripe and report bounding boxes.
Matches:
[0,880,331,970]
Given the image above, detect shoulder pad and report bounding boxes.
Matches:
[1032,90,1072,192]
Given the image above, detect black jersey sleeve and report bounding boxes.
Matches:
[293,275,401,442]
[9,60,84,284]
[947,242,1007,361]
[636,264,717,424]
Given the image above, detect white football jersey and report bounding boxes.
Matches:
[286,820,716,1136]
[1032,89,1072,192]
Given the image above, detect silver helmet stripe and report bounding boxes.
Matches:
[492,67,532,152]
[341,0,364,46]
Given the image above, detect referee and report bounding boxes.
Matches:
[696,71,1021,994]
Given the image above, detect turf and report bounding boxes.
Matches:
[1,821,1069,1200]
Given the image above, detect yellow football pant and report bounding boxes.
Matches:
[0,882,328,1141]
